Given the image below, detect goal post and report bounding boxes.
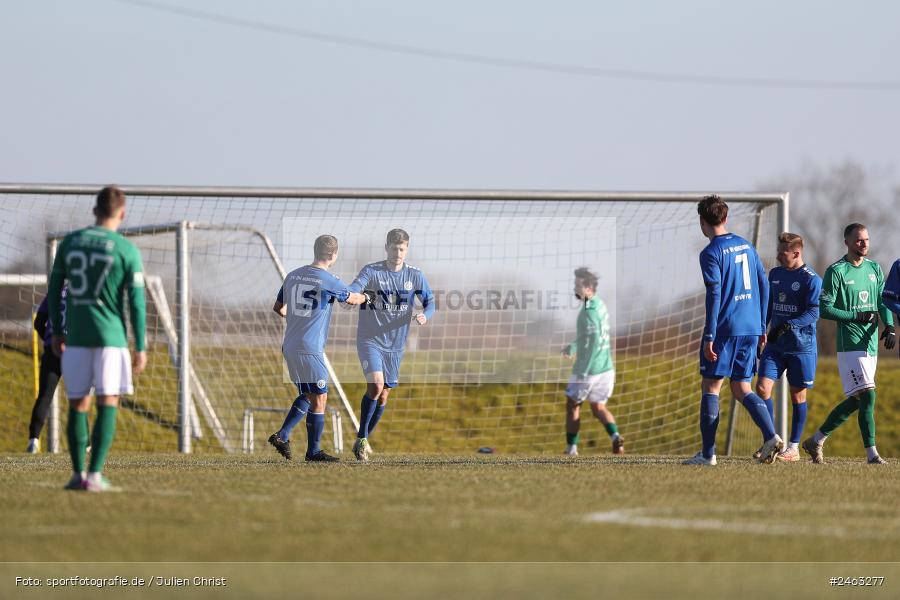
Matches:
[0,184,788,456]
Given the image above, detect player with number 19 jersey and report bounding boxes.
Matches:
[699,233,768,379]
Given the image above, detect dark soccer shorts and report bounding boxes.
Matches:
[698,335,758,381]
[758,347,816,388]
[357,342,405,388]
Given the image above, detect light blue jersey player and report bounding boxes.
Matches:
[684,195,783,466]
[755,233,821,462]
[268,235,366,462]
[348,229,435,461]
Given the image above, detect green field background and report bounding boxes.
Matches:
[2,345,898,458]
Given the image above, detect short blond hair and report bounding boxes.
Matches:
[778,232,803,250]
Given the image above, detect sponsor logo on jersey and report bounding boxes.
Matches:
[791,281,800,291]
[846,280,855,284]
[859,291,869,303]
[869,274,877,282]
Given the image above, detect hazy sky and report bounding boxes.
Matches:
[2,0,899,191]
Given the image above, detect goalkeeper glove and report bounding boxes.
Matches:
[881,325,896,350]
[768,322,791,344]
[363,290,378,305]
[853,311,878,324]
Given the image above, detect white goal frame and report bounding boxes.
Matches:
[0,184,789,454]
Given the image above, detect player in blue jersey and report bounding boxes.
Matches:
[348,229,435,462]
[884,258,900,356]
[268,235,367,462]
[683,195,783,466]
[755,233,822,462]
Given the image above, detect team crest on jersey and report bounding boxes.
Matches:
[404,281,413,291]
[859,291,869,303]
[778,292,787,302]
[869,274,877,282]
[791,282,800,291]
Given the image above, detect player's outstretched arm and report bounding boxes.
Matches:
[345,292,368,305]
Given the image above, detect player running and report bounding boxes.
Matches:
[684,195,782,466]
[802,224,895,464]
[561,267,623,456]
[754,233,821,462]
[48,186,147,492]
[268,235,367,462]
[348,229,435,462]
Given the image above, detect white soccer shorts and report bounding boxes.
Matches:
[836,351,877,397]
[566,371,615,405]
[61,346,134,399]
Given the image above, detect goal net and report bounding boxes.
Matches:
[0,186,786,456]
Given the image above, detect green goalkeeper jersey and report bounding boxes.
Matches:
[567,296,613,377]
[819,256,894,355]
[48,225,147,350]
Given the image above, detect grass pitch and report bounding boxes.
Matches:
[3,452,899,564]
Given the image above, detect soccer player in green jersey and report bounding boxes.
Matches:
[561,267,623,456]
[802,223,895,464]
[48,186,147,491]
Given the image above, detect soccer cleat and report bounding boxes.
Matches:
[353,437,370,462]
[758,435,785,464]
[268,433,292,460]
[83,474,122,493]
[26,438,39,454]
[752,446,763,460]
[868,455,887,465]
[564,444,578,456]
[305,450,340,463]
[776,446,800,462]
[682,452,716,466]
[802,436,825,464]
[63,473,85,491]
[612,435,625,455]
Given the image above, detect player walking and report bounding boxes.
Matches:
[268,235,367,462]
[755,233,821,462]
[48,186,147,491]
[562,267,623,456]
[349,229,435,462]
[802,224,894,464]
[684,195,782,466]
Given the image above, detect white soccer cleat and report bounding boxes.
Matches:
[352,438,370,462]
[564,444,578,456]
[776,446,800,462]
[682,452,717,466]
[26,438,39,454]
[758,435,785,464]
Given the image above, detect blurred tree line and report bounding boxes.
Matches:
[760,160,900,355]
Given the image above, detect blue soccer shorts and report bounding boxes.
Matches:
[698,335,758,381]
[357,342,404,388]
[283,351,329,395]
[758,347,816,389]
